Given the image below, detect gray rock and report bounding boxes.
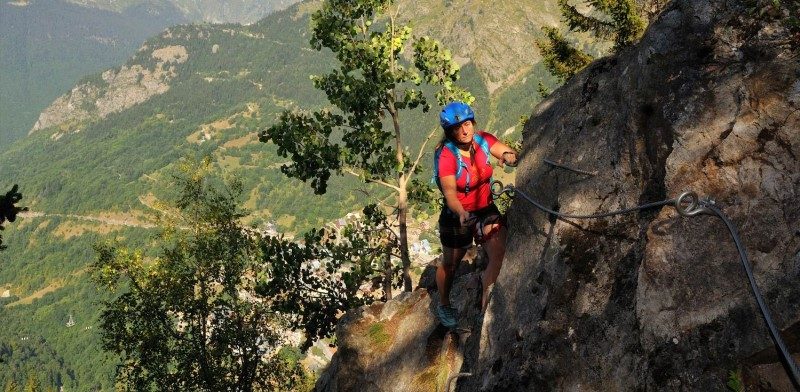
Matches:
[30,46,179,135]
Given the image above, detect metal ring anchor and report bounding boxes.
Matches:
[675,191,711,217]
[491,180,505,197]
[491,180,514,199]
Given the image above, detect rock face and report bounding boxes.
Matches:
[316,250,486,392]
[318,0,800,390]
[30,45,182,134]
[463,0,800,390]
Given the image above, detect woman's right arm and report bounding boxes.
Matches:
[440,174,470,225]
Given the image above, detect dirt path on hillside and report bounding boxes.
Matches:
[19,211,157,229]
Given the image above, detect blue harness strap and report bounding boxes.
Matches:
[433,133,491,194]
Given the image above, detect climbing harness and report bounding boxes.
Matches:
[474,214,503,244]
[490,179,800,385]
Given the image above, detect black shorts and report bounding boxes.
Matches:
[438,203,504,249]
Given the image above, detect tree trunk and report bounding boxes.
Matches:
[397,183,412,292]
[388,97,412,292]
[383,245,393,300]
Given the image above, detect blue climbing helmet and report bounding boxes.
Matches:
[440,101,475,130]
[433,102,490,194]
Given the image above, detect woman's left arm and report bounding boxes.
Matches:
[489,140,518,167]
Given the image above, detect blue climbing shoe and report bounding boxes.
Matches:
[436,304,458,329]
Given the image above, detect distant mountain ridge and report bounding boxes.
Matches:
[64,0,301,24]
[395,0,561,92]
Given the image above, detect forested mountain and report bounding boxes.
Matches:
[0,0,303,151]
[0,0,187,149]
[0,0,564,389]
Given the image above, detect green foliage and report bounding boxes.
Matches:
[4,379,19,392]
[726,369,745,392]
[0,185,26,251]
[0,218,150,391]
[256,203,400,348]
[413,37,474,105]
[91,159,308,391]
[262,0,471,193]
[559,0,646,51]
[22,374,39,392]
[259,0,473,292]
[407,178,437,214]
[76,73,110,91]
[536,27,594,83]
[537,81,551,99]
[537,0,649,83]
[260,110,347,195]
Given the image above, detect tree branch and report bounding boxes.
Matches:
[344,168,400,191]
[407,126,438,179]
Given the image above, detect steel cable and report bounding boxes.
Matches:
[701,201,800,385]
[492,181,799,386]
[491,181,681,220]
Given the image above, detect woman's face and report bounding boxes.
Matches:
[450,120,475,145]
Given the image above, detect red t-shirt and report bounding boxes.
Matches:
[436,131,498,212]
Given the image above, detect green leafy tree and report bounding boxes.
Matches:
[91,159,310,391]
[257,203,401,347]
[0,185,27,251]
[259,0,473,292]
[536,0,649,82]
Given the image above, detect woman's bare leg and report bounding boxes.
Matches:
[437,245,467,306]
[480,223,507,312]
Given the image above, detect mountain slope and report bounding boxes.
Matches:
[0,0,187,149]
[396,0,561,92]
[0,0,305,150]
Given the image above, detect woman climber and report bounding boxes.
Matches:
[432,101,517,329]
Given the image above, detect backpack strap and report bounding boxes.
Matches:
[473,133,491,166]
[473,132,493,187]
[433,141,470,193]
[433,133,492,194]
